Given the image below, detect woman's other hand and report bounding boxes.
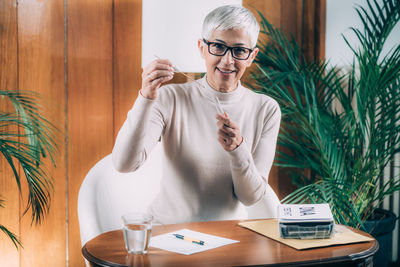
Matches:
[216,112,243,151]
[141,59,174,100]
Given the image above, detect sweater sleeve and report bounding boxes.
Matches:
[228,101,281,206]
[112,92,165,173]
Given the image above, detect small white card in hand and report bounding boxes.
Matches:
[215,97,224,114]
[149,228,239,255]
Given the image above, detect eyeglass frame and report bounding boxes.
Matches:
[202,39,254,60]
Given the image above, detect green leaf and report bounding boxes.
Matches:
[0,90,59,239]
[252,0,400,229]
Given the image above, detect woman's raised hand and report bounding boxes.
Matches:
[216,112,243,152]
[141,59,174,100]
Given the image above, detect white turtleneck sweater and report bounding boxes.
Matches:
[112,76,281,224]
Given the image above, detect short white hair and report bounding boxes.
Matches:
[202,5,260,48]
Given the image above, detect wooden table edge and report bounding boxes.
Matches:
[82,220,379,267]
[82,244,126,267]
[270,240,379,267]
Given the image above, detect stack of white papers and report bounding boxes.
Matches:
[278,204,335,239]
[149,228,239,255]
[278,203,334,223]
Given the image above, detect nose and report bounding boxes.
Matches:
[221,49,235,64]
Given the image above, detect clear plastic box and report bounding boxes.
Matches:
[279,221,335,239]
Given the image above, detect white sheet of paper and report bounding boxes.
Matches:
[149,228,239,255]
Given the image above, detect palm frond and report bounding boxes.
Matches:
[250,0,400,228]
[0,90,59,232]
[0,199,22,249]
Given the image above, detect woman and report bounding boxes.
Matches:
[112,5,281,224]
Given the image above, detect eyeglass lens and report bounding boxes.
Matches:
[208,43,250,60]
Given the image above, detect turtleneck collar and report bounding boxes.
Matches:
[196,75,246,103]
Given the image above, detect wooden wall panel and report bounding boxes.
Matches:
[317,1,326,60]
[280,0,302,41]
[303,0,326,60]
[0,1,20,266]
[243,0,283,196]
[67,0,114,266]
[243,0,326,199]
[17,0,66,266]
[113,0,142,139]
[277,0,303,198]
[244,0,282,26]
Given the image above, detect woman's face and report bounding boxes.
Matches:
[198,28,258,92]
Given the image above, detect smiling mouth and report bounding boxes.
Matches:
[216,67,235,74]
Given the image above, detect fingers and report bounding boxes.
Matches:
[218,129,234,140]
[217,123,236,137]
[216,113,238,129]
[143,59,174,75]
[216,113,238,136]
[218,135,240,151]
[141,59,175,99]
[146,69,174,84]
[215,112,242,152]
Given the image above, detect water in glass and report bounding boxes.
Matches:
[123,223,152,254]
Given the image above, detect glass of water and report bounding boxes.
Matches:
[121,212,153,254]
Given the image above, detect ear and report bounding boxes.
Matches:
[198,39,205,59]
[246,47,259,67]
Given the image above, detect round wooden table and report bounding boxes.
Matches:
[82,220,378,267]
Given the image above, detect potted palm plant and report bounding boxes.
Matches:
[249,0,399,265]
[0,90,58,248]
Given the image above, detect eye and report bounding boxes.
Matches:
[233,47,247,55]
[211,43,226,51]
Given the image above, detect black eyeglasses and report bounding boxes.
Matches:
[203,39,253,60]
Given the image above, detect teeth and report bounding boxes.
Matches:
[218,68,234,74]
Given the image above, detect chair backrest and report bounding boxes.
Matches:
[246,184,280,219]
[78,143,163,247]
[78,142,280,247]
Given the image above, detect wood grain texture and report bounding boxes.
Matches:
[242,0,326,199]
[244,0,282,26]
[316,0,326,60]
[243,0,283,196]
[0,1,20,267]
[67,0,114,266]
[280,0,302,41]
[17,0,66,266]
[278,0,304,198]
[113,0,142,140]
[307,0,326,61]
[83,220,378,267]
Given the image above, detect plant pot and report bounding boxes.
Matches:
[363,208,397,267]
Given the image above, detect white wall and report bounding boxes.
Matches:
[326,0,400,67]
[142,0,242,72]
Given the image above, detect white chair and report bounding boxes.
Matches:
[78,143,163,248]
[246,184,280,219]
[78,142,280,248]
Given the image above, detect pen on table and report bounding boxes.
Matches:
[173,233,206,245]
